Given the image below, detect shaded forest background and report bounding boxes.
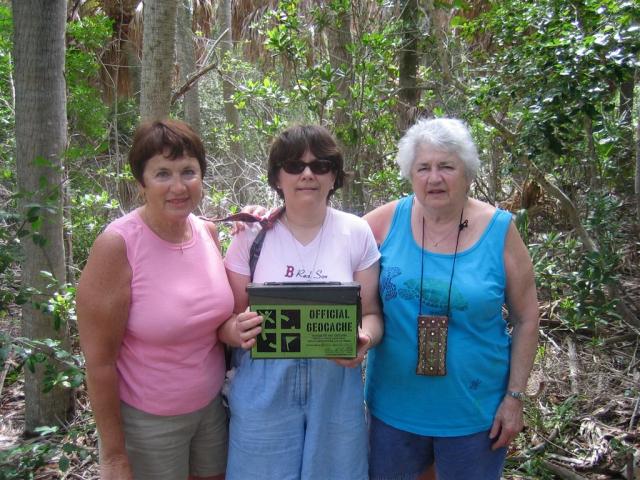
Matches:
[0,0,639,478]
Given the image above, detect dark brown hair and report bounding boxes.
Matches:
[267,124,345,200]
[128,119,206,185]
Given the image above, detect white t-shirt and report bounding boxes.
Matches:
[224,208,380,282]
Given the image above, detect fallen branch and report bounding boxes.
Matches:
[629,394,639,431]
[547,453,592,467]
[603,333,639,345]
[625,450,639,480]
[0,348,15,400]
[542,460,590,480]
[565,336,580,395]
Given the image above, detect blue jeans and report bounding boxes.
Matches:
[226,352,368,480]
[369,415,507,480]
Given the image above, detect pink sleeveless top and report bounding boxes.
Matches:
[106,210,233,415]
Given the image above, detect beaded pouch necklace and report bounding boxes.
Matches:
[416,208,466,376]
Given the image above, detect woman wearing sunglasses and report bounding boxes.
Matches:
[219,124,383,479]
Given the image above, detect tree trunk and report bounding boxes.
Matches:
[618,73,636,187]
[327,4,352,132]
[635,102,640,222]
[432,6,451,85]
[425,0,451,113]
[620,76,634,128]
[140,0,179,121]
[101,0,140,211]
[326,4,363,213]
[489,138,501,203]
[219,0,246,205]
[398,0,420,133]
[176,0,201,131]
[12,0,73,434]
[583,114,599,189]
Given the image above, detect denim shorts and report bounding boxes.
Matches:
[119,395,228,480]
[369,415,506,480]
[226,352,368,480]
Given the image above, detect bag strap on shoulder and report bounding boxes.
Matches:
[202,207,285,281]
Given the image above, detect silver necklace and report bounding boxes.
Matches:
[179,219,191,254]
[424,220,461,246]
[141,208,190,253]
[282,211,327,281]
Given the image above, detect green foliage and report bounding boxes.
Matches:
[460,0,639,189]
[231,73,293,139]
[505,455,556,479]
[66,14,112,142]
[514,209,530,244]
[452,0,636,344]
[0,170,65,320]
[0,166,87,480]
[545,395,580,434]
[0,209,22,318]
[218,1,405,211]
[36,272,77,329]
[0,25,132,473]
[263,0,308,64]
[0,423,94,479]
[0,5,14,186]
[0,439,52,480]
[11,334,84,392]
[530,223,621,332]
[365,168,412,208]
[69,190,120,270]
[65,16,133,267]
[339,22,400,150]
[506,396,581,478]
[1,271,84,393]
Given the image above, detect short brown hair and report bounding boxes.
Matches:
[128,119,206,185]
[267,124,345,200]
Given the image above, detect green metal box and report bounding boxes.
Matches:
[247,282,361,359]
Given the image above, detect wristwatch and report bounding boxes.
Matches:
[506,390,525,401]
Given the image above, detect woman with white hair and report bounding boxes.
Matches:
[364,117,539,480]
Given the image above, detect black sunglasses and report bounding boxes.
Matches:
[281,158,335,175]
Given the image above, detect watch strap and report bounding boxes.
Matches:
[506,390,525,401]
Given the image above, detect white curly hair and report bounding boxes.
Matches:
[396,117,480,182]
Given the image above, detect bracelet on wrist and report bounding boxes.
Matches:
[506,390,525,401]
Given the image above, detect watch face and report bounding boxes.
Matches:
[508,391,524,400]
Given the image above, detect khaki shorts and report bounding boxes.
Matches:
[119,395,228,480]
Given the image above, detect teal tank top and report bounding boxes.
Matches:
[365,195,513,436]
